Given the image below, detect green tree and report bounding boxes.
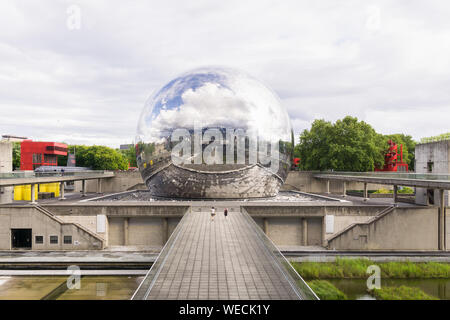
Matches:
[296,116,385,171]
[57,145,128,170]
[119,145,137,167]
[12,142,21,170]
[420,132,450,143]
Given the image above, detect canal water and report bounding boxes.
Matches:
[1,275,449,300]
[0,276,144,300]
[328,278,450,300]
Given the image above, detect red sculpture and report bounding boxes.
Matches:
[375,139,408,172]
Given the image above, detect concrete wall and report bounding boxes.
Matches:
[415,141,450,206]
[328,207,444,250]
[282,171,393,194]
[0,142,13,204]
[73,171,145,194]
[0,207,103,250]
[107,216,180,247]
[245,205,385,247]
[43,204,189,217]
[44,204,186,248]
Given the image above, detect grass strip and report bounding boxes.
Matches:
[370,286,438,300]
[292,257,450,279]
[307,280,347,300]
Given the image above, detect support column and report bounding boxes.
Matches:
[263,218,269,235]
[393,185,398,204]
[124,218,129,246]
[439,189,446,251]
[326,180,330,194]
[322,216,327,247]
[363,182,368,201]
[97,179,102,194]
[30,183,36,204]
[342,182,347,198]
[81,180,86,197]
[302,218,308,246]
[162,217,169,244]
[59,182,65,200]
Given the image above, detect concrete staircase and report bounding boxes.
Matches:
[327,205,396,249]
[33,204,105,248]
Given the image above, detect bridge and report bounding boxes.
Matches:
[314,172,449,251]
[132,206,318,300]
[0,171,115,202]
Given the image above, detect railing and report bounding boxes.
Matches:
[0,170,110,179]
[315,171,450,182]
[131,208,191,300]
[240,208,319,300]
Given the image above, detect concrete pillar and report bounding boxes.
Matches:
[326,180,330,194]
[393,185,398,204]
[363,183,368,201]
[263,218,269,235]
[81,180,86,197]
[342,182,347,198]
[59,182,65,200]
[322,216,327,247]
[124,218,129,246]
[0,142,13,204]
[162,218,169,243]
[30,183,36,203]
[97,179,102,193]
[439,189,446,251]
[302,218,308,246]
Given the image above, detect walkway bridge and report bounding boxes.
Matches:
[0,170,114,187]
[0,171,114,203]
[132,206,318,300]
[314,172,449,250]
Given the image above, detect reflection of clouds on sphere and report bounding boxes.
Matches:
[136,67,294,199]
[137,67,292,143]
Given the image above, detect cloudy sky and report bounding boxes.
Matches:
[1,1,449,147]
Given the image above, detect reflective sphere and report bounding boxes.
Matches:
[136,67,293,198]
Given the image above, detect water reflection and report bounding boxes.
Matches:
[0,276,143,300]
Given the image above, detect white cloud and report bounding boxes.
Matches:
[0,1,449,147]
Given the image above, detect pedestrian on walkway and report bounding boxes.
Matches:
[224,208,228,219]
[210,206,216,221]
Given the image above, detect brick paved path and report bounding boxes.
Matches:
[146,209,300,300]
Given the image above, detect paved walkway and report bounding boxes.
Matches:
[145,209,300,300]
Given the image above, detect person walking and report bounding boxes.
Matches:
[224,208,228,219]
[210,207,216,221]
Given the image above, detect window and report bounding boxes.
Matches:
[63,235,72,244]
[32,153,42,164]
[44,154,57,164]
[427,161,434,173]
[46,146,68,153]
[50,235,58,244]
[35,236,43,244]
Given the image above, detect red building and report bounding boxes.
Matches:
[20,140,68,170]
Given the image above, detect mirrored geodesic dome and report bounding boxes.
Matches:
[136,67,294,198]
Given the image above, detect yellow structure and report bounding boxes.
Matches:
[13,183,60,201]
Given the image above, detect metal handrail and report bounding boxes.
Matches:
[315,171,450,182]
[131,207,191,300]
[240,207,319,300]
[0,170,110,179]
